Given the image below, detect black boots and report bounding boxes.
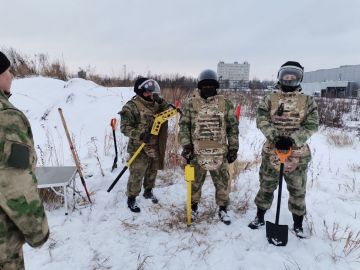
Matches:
[293,214,305,237]
[248,207,266,229]
[127,197,140,213]
[191,202,198,214]
[218,206,231,225]
[143,189,158,204]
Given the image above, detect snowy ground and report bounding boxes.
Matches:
[9,77,360,270]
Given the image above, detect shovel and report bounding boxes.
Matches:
[266,148,292,246]
[110,118,118,172]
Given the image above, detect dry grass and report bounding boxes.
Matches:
[323,221,360,262]
[326,131,354,146]
[231,191,250,215]
[39,188,64,210]
[349,163,360,172]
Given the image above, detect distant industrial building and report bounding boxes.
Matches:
[217,61,250,89]
[302,65,360,98]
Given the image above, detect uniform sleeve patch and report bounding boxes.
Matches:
[8,143,30,169]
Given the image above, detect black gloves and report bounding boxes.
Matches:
[140,132,152,143]
[181,144,194,162]
[274,136,294,150]
[227,149,238,164]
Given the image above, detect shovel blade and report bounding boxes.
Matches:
[266,221,288,246]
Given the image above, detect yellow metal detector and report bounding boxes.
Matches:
[185,163,195,226]
[107,107,180,192]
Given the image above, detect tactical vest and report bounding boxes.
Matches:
[262,91,310,172]
[192,92,227,170]
[131,96,159,143]
[130,96,168,169]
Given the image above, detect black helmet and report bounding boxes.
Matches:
[197,69,219,89]
[134,77,161,96]
[277,61,304,92]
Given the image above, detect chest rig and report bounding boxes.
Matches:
[132,96,160,158]
[263,91,310,172]
[192,92,227,170]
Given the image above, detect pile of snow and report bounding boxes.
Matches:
[9,77,360,270]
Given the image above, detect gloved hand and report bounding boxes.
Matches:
[275,136,294,150]
[181,144,194,162]
[140,132,153,143]
[227,149,238,164]
[153,93,164,104]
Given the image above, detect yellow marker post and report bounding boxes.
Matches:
[185,164,195,226]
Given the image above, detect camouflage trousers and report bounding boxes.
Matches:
[127,151,158,197]
[192,161,229,207]
[254,153,311,216]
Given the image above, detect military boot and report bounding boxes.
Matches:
[143,189,158,204]
[218,206,231,225]
[127,196,140,213]
[248,207,266,229]
[191,202,199,219]
[293,214,306,238]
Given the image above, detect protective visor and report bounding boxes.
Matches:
[278,67,303,87]
[138,79,161,94]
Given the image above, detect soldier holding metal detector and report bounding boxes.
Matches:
[248,61,319,244]
[108,78,172,213]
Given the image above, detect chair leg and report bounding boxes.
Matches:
[64,184,68,215]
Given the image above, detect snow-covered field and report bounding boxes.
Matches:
[10,77,360,270]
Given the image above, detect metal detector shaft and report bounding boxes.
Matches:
[107,143,145,192]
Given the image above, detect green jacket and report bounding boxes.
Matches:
[0,90,49,263]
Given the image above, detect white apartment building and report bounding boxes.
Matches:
[217,61,250,89]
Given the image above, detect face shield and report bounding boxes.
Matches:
[137,79,161,94]
[278,67,303,87]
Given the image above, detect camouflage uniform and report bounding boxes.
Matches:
[0,90,49,270]
[179,91,239,206]
[254,88,319,216]
[119,96,168,197]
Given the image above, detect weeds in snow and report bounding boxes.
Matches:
[136,253,152,270]
[88,137,105,177]
[326,130,354,146]
[323,221,360,262]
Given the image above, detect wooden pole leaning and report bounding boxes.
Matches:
[58,108,92,203]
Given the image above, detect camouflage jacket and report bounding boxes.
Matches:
[257,88,319,155]
[0,90,49,263]
[179,91,239,153]
[119,95,169,169]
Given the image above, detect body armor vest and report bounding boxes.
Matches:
[131,96,159,158]
[192,92,227,170]
[263,91,310,172]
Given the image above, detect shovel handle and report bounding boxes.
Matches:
[275,148,292,164]
[111,118,117,130]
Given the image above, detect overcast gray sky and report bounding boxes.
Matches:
[1,0,360,80]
